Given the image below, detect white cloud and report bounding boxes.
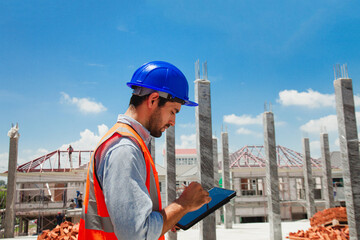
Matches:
[300,112,360,134]
[278,89,360,109]
[176,134,196,149]
[0,148,50,173]
[236,128,252,135]
[18,148,49,165]
[223,114,262,125]
[60,92,107,114]
[300,115,338,134]
[236,128,262,137]
[0,152,8,172]
[277,89,335,108]
[60,124,109,151]
[354,95,360,107]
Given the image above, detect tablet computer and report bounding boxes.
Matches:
[176,187,236,230]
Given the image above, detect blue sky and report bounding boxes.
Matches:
[1,0,360,172]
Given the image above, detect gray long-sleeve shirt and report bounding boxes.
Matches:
[96,114,163,240]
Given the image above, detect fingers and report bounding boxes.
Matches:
[177,182,212,212]
[171,225,180,232]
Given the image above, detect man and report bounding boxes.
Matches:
[56,212,64,226]
[79,61,211,240]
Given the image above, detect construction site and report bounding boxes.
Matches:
[1,63,359,240]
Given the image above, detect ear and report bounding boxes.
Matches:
[147,92,160,109]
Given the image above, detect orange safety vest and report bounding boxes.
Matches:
[78,122,165,240]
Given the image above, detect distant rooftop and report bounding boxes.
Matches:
[162,148,197,155]
[230,145,323,169]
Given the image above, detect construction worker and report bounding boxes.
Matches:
[56,212,64,226]
[79,61,211,240]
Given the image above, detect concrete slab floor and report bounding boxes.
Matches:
[176,220,311,240]
[2,220,311,240]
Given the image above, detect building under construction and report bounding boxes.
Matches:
[0,145,345,236]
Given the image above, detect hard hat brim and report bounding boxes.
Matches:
[127,82,198,107]
[183,99,198,107]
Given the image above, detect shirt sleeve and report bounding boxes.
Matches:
[98,138,163,240]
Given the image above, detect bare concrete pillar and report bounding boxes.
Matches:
[334,78,360,239]
[221,131,232,229]
[320,133,335,209]
[4,124,20,238]
[213,138,219,187]
[24,218,29,235]
[150,138,155,160]
[195,78,216,240]
[263,112,282,240]
[19,217,24,235]
[213,138,221,225]
[302,138,316,219]
[165,126,177,240]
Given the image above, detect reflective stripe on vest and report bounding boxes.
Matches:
[79,122,164,240]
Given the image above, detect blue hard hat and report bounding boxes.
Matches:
[127,61,198,106]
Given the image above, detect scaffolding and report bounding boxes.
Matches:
[0,149,91,236]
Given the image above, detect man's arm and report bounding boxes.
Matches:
[160,182,211,236]
[100,140,163,240]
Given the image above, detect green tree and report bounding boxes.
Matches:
[0,180,6,187]
[0,189,6,209]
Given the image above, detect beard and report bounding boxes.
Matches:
[148,107,170,138]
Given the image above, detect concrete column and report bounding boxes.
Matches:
[263,112,282,240]
[334,78,360,239]
[165,126,177,240]
[19,217,24,235]
[233,178,241,197]
[320,133,335,209]
[302,138,316,219]
[24,219,29,235]
[150,138,156,160]
[233,177,240,224]
[221,131,232,229]
[4,124,20,238]
[195,79,216,240]
[212,138,222,225]
[213,138,219,187]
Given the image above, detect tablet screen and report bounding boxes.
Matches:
[176,187,236,230]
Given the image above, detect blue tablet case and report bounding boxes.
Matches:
[176,187,236,230]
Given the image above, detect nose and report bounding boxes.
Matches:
[169,115,176,126]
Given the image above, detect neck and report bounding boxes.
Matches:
[125,105,149,130]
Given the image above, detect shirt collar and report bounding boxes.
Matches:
[117,114,152,146]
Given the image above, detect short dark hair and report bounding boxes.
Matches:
[129,94,175,108]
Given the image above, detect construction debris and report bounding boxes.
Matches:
[287,225,349,240]
[37,221,79,240]
[287,207,349,240]
[310,207,347,227]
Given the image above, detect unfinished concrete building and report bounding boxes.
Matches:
[162,146,345,224]
[0,144,345,235]
[0,150,91,235]
[230,145,344,223]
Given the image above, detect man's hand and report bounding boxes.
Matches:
[160,182,211,236]
[175,182,211,212]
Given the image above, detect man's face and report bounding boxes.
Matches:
[148,101,182,137]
